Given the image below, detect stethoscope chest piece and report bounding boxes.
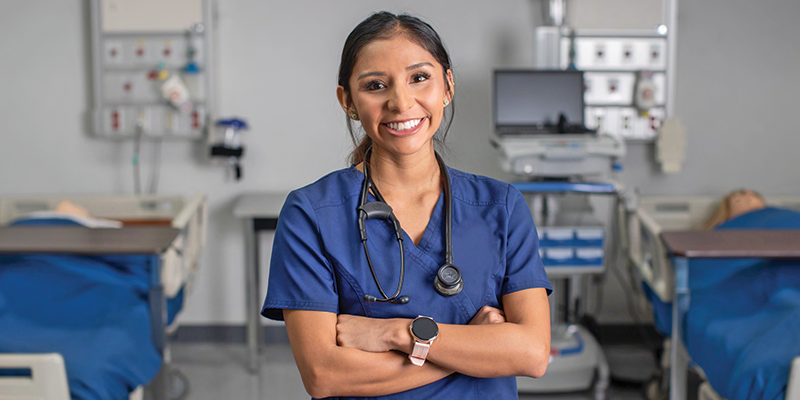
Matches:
[434,263,463,296]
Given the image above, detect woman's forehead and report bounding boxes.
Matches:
[353,36,440,74]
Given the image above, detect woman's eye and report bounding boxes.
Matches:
[364,80,386,91]
[412,73,431,83]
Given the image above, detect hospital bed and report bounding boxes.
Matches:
[0,193,207,400]
[623,195,800,400]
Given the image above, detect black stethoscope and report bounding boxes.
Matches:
[357,147,463,305]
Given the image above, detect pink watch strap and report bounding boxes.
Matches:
[409,342,430,366]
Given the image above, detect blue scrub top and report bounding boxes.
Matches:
[263,165,552,400]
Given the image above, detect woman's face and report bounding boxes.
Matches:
[727,190,765,219]
[339,35,453,159]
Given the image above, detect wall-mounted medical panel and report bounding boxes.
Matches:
[561,36,667,71]
[583,72,666,107]
[89,0,214,140]
[541,29,671,141]
[585,106,665,140]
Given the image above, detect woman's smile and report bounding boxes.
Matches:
[382,117,426,136]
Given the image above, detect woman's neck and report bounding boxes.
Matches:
[366,146,441,199]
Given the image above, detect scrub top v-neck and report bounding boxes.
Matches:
[263,165,552,400]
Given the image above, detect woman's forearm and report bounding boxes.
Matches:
[395,321,549,378]
[387,288,551,378]
[285,310,452,398]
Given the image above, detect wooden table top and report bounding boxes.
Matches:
[660,230,800,258]
[0,226,180,255]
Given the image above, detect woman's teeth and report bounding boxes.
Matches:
[386,118,423,131]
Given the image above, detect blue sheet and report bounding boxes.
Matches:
[0,219,182,400]
[645,207,800,400]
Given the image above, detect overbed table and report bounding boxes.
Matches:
[0,226,181,400]
[232,192,288,372]
[660,230,800,400]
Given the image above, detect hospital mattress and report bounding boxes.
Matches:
[0,253,164,400]
[625,196,800,400]
[0,194,207,400]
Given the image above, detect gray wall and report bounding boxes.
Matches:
[1,0,798,325]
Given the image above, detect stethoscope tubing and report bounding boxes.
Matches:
[359,147,455,304]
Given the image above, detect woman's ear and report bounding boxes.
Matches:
[337,85,352,114]
[445,69,455,103]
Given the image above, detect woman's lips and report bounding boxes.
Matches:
[382,118,426,136]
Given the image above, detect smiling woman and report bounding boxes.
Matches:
[262,11,553,400]
[336,12,455,166]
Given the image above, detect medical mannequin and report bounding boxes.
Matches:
[53,200,92,218]
[703,189,766,230]
[262,12,552,399]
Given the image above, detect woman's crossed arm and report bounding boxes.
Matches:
[284,287,550,398]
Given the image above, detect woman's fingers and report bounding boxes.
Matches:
[469,306,506,325]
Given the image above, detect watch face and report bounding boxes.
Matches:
[411,317,438,341]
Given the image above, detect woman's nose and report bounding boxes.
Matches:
[388,84,414,112]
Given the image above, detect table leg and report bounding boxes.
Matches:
[670,256,690,400]
[148,255,168,400]
[244,218,260,373]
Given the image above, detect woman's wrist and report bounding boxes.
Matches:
[387,318,414,354]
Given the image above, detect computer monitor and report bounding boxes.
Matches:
[494,70,589,134]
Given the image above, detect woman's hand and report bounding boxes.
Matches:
[469,306,506,325]
[336,314,407,353]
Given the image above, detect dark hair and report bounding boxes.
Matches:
[338,11,455,164]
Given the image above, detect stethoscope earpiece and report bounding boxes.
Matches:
[393,295,411,304]
[363,293,411,304]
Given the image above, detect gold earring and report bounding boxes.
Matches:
[444,99,450,106]
[351,113,359,121]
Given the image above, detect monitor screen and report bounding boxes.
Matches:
[494,70,585,132]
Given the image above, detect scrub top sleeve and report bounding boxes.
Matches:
[502,186,553,296]
[262,190,339,321]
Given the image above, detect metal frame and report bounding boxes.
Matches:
[233,193,288,373]
[669,256,689,400]
[513,180,619,398]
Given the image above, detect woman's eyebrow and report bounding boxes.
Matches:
[407,62,434,71]
[357,62,435,80]
[357,71,386,80]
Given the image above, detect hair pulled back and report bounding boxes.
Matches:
[338,11,455,165]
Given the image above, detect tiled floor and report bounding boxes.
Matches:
[171,343,657,400]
